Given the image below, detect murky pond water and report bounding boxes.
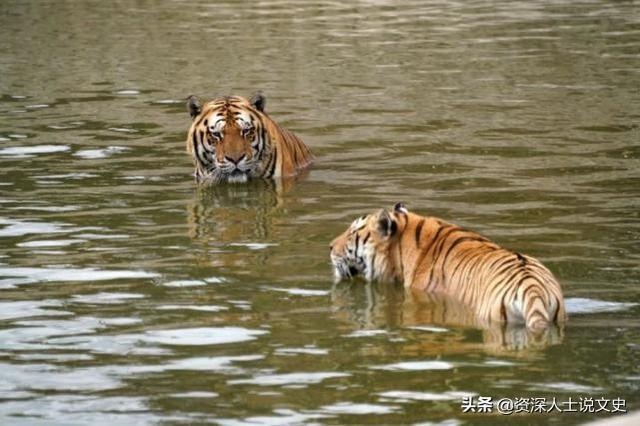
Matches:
[1,0,639,424]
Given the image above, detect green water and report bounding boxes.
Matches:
[1,1,639,424]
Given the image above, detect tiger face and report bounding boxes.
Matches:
[186,94,269,183]
[330,203,408,282]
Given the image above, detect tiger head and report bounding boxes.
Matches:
[186,93,269,183]
[330,203,409,283]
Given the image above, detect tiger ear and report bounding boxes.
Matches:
[394,202,408,214]
[376,209,398,238]
[250,92,266,112]
[187,95,202,119]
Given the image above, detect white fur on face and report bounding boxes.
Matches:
[227,173,249,184]
[208,115,226,136]
[350,216,368,231]
[331,215,374,281]
[235,111,253,129]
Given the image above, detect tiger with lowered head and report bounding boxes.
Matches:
[186,93,312,183]
[330,203,567,330]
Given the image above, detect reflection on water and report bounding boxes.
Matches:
[1,0,639,424]
[187,180,285,271]
[188,180,282,241]
[187,174,311,273]
[331,281,564,354]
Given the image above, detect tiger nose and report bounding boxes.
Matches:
[225,154,246,164]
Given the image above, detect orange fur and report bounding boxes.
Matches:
[330,204,567,329]
[186,94,312,182]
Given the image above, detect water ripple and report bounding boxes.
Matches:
[0,267,158,286]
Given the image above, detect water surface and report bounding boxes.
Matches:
[1,0,639,424]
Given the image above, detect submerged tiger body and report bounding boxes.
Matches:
[186,93,312,183]
[330,204,567,329]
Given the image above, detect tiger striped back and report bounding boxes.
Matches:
[330,203,567,329]
[186,93,312,183]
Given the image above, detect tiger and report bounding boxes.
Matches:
[186,93,312,183]
[330,203,567,330]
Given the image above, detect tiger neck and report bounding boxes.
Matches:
[396,225,429,289]
[372,240,404,284]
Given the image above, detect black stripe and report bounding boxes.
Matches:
[414,219,425,246]
[448,243,491,283]
[199,130,210,161]
[490,255,517,274]
[258,126,267,159]
[498,276,521,321]
[427,226,467,286]
[412,223,447,286]
[430,226,462,262]
[425,224,449,253]
[193,131,209,168]
[500,291,508,322]
[398,233,404,280]
[261,147,275,178]
[441,236,487,266]
[191,131,198,156]
[493,258,520,279]
[196,109,213,127]
[362,232,371,246]
[523,286,544,319]
[267,147,278,177]
[552,300,560,323]
[521,276,544,302]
